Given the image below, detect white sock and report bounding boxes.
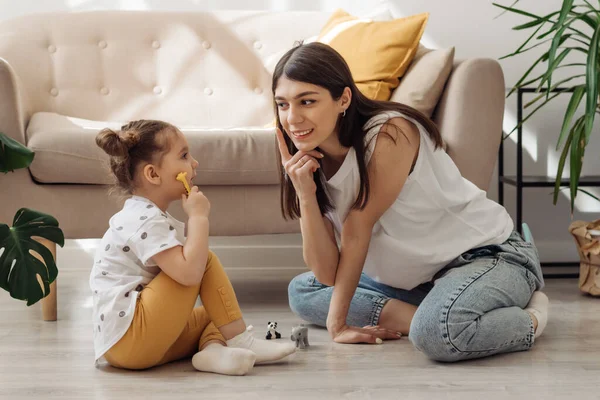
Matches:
[525,291,549,339]
[226,330,296,364]
[191,343,256,376]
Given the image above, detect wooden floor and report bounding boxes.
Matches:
[1,265,600,400]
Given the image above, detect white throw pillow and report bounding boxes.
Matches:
[389,46,455,117]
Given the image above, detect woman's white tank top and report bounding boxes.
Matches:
[322,111,513,290]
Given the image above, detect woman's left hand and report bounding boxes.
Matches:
[327,320,402,344]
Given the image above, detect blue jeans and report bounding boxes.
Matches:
[288,231,545,362]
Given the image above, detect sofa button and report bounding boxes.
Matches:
[152,40,161,49]
[48,45,57,54]
[98,40,107,49]
[254,87,263,95]
[100,87,109,95]
[202,41,211,49]
[50,88,59,96]
[253,41,263,50]
[204,88,213,96]
[153,86,162,95]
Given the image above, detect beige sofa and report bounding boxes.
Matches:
[0,11,505,239]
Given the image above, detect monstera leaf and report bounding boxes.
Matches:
[0,208,64,306]
[0,132,34,173]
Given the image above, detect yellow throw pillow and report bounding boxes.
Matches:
[318,9,429,101]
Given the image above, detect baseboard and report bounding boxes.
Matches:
[57,234,307,282]
[57,235,581,281]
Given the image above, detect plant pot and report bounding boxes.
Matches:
[568,219,600,296]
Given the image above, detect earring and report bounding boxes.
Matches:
[342,110,346,117]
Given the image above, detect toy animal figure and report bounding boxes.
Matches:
[265,321,281,340]
[291,325,309,349]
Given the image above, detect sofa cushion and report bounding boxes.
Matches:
[317,10,428,101]
[26,112,280,185]
[0,11,334,129]
[390,46,455,117]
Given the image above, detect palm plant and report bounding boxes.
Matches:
[0,133,64,306]
[494,0,600,212]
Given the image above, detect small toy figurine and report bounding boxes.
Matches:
[291,325,309,349]
[265,321,281,340]
[176,172,191,195]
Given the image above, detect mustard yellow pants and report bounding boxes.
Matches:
[105,251,242,370]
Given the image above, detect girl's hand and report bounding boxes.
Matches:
[276,128,324,200]
[182,186,210,218]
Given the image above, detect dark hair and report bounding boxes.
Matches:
[272,42,443,220]
[95,120,177,195]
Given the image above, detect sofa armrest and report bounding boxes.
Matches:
[0,57,28,145]
[432,58,505,192]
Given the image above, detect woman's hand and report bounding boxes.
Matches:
[275,128,324,200]
[182,186,210,218]
[327,319,403,344]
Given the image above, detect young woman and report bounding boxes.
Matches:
[274,42,548,362]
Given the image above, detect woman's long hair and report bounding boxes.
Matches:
[272,42,443,220]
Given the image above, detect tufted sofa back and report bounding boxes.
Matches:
[0,11,330,129]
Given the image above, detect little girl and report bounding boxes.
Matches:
[90,119,296,375]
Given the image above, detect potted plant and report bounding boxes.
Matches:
[494,0,599,211]
[0,132,64,317]
[496,1,600,296]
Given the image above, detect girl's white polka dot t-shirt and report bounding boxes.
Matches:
[89,195,185,362]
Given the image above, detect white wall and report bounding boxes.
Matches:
[1,0,598,265]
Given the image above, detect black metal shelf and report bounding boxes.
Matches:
[500,175,600,188]
[497,87,593,276]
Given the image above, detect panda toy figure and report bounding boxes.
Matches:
[265,321,282,340]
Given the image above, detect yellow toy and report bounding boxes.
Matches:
[176,172,191,195]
